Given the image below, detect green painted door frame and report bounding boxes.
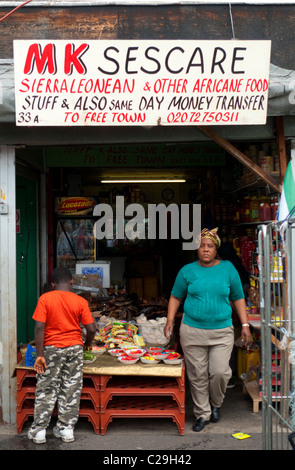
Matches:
[16,174,38,344]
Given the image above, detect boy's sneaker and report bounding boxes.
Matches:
[28,429,46,444]
[53,426,75,442]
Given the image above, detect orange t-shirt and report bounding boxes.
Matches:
[32,290,94,348]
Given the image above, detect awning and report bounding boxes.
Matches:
[1,61,295,123]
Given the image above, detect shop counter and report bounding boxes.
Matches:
[82,352,183,377]
[15,355,185,435]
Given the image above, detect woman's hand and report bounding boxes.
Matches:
[241,325,252,345]
[232,299,251,346]
[164,321,174,340]
[33,356,47,374]
[164,295,182,340]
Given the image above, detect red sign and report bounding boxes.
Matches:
[16,209,20,233]
[55,197,96,215]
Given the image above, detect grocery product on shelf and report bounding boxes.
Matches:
[96,320,144,349]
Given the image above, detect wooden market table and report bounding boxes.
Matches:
[15,354,185,435]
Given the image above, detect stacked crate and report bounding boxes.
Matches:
[16,365,185,435]
[16,368,100,434]
[99,367,185,435]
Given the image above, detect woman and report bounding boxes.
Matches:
[164,228,251,432]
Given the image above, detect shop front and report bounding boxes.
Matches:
[1,1,295,434]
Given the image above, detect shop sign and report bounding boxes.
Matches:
[55,197,97,215]
[13,40,271,127]
[45,143,226,167]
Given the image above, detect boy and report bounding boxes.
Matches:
[28,267,96,444]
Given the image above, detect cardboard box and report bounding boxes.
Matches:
[128,276,159,299]
[128,259,156,277]
[128,277,144,298]
[76,261,111,288]
[143,276,158,299]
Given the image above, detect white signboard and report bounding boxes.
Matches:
[13,40,271,127]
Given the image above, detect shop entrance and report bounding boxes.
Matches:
[45,140,281,299]
[46,142,227,299]
[16,174,38,343]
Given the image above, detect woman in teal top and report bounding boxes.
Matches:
[164,228,251,432]
[172,258,244,330]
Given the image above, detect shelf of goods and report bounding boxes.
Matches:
[243,353,282,413]
[15,356,185,435]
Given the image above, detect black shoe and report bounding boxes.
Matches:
[210,407,220,422]
[192,417,209,432]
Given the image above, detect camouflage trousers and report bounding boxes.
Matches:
[28,344,84,435]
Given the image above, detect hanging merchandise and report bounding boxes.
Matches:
[221,199,229,223]
[271,143,280,173]
[259,197,272,221]
[250,196,260,222]
[240,235,255,272]
[215,203,222,224]
[241,196,251,223]
[233,237,240,256]
[270,196,279,220]
[248,144,258,164]
[233,200,241,223]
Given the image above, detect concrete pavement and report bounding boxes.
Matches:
[0,378,263,452]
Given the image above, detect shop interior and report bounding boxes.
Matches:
[27,139,278,340]
[16,139,282,311]
[44,140,281,298]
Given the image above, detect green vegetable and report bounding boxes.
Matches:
[83,351,96,361]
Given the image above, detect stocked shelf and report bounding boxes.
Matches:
[250,274,283,284]
[232,172,280,193]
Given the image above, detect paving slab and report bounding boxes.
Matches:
[0,379,263,453]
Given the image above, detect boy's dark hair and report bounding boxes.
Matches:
[51,267,73,284]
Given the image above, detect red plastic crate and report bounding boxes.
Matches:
[100,375,185,413]
[16,399,100,434]
[16,368,36,391]
[100,396,185,435]
[16,365,185,435]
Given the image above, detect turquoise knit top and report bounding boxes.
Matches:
[171,260,245,329]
